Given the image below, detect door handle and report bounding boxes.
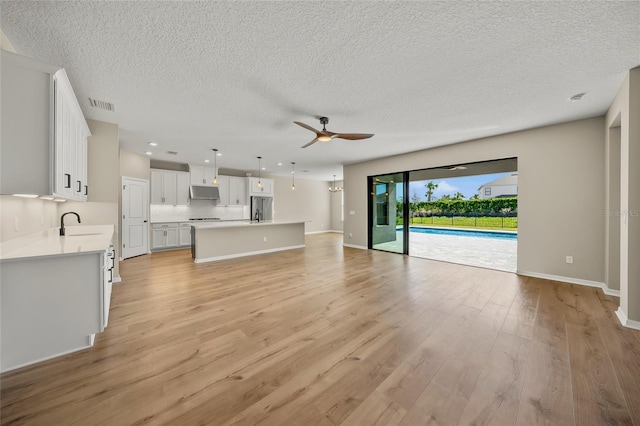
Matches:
[64,174,71,188]
[143,220,148,223]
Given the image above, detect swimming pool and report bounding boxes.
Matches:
[400,226,518,241]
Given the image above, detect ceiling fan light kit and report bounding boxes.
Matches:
[294,116,374,148]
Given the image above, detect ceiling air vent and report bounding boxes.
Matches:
[166,151,178,155]
[88,97,116,112]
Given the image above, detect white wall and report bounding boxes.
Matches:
[271,174,331,233]
[344,117,606,284]
[0,196,59,242]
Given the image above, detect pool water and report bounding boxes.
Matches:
[400,226,518,241]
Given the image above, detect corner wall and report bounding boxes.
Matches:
[607,67,640,327]
[344,117,606,284]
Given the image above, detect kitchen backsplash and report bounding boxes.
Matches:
[150,200,250,222]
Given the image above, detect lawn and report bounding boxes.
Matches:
[398,216,518,231]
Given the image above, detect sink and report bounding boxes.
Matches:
[65,233,103,237]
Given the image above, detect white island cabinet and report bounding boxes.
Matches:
[0,225,115,372]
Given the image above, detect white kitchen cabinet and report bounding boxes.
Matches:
[150,169,189,206]
[0,226,114,372]
[229,176,248,205]
[248,177,274,197]
[217,176,230,205]
[151,223,180,250]
[179,223,192,246]
[189,164,218,187]
[1,51,90,200]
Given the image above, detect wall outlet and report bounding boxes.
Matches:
[349,233,353,238]
[566,256,574,264]
[263,236,267,242]
[14,216,20,231]
[349,211,355,215]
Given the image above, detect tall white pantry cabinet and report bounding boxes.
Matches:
[0,51,90,200]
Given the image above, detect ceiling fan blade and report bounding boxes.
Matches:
[294,121,321,135]
[333,133,375,140]
[300,138,318,148]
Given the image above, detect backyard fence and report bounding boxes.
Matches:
[400,214,518,229]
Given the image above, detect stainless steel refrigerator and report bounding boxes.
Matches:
[250,196,273,222]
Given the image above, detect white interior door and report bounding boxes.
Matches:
[122,177,149,259]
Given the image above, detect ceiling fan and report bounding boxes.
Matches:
[294,117,374,148]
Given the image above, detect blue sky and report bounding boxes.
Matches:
[406,172,510,201]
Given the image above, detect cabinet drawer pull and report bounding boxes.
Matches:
[64,174,71,188]
[84,185,88,196]
[76,181,82,192]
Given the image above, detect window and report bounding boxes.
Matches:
[376,183,389,225]
[484,187,492,196]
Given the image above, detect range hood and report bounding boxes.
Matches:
[189,185,220,200]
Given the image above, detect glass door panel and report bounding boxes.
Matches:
[370,172,406,254]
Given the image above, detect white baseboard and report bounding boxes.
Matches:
[615,308,640,331]
[328,230,344,234]
[343,243,368,250]
[305,230,344,235]
[194,245,305,263]
[113,276,122,284]
[516,270,620,296]
[1,336,94,373]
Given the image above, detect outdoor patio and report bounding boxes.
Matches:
[373,230,517,272]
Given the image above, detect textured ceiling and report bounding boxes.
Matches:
[2,1,639,180]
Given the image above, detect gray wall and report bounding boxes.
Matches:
[329,180,344,232]
[271,174,331,234]
[344,117,606,284]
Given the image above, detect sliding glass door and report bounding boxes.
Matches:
[369,172,408,254]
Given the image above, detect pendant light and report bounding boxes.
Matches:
[329,175,342,192]
[211,148,218,185]
[291,162,296,190]
[257,156,262,188]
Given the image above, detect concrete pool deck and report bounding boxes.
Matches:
[373,229,517,272]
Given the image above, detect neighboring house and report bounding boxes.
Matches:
[478,172,518,199]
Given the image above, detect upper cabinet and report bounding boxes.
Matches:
[151,169,189,205]
[189,164,218,187]
[217,176,247,206]
[0,51,90,200]
[248,177,274,197]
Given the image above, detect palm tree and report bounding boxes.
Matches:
[470,194,480,200]
[453,192,465,200]
[425,181,438,202]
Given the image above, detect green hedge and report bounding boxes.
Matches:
[397,197,517,216]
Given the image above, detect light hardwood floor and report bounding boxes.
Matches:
[2,233,639,425]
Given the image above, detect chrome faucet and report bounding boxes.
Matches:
[60,212,81,236]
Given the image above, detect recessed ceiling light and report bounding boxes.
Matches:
[204,159,210,163]
[261,167,266,170]
[149,142,158,147]
[569,92,586,102]
[216,152,222,156]
[145,151,153,155]
[277,162,283,166]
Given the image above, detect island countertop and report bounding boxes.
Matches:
[0,225,115,261]
[190,220,306,230]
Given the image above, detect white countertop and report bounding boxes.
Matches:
[192,220,306,230]
[0,225,114,261]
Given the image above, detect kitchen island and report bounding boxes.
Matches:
[0,225,115,372]
[191,220,305,263]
